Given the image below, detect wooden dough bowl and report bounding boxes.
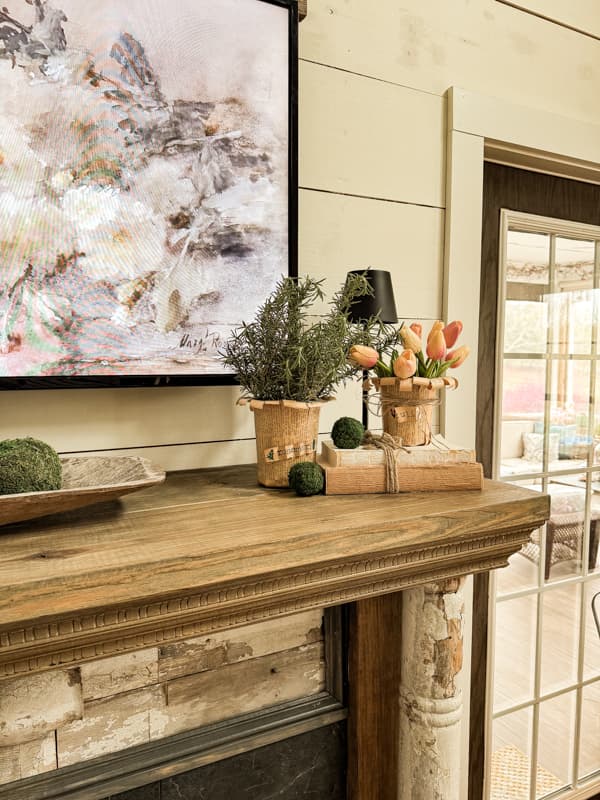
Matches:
[0,456,165,527]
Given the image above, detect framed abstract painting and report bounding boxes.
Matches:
[0,0,297,388]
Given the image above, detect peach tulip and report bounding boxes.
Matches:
[409,322,422,337]
[349,344,379,369]
[393,349,417,379]
[447,345,470,368]
[443,320,463,349]
[399,323,422,354]
[426,322,446,361]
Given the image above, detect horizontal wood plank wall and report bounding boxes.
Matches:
[299,61,445,207]
[494,0,600,39]
[300,0,600,123]
[1,1,598,469]
[299,191,444,319]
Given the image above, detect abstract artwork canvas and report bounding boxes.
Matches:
[0,0,294,383]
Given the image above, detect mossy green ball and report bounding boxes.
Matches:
[331,416,364,450]
[288,461,324,496]
[0,437,62,495]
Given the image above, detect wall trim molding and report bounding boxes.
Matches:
[484,140,600,187]
[449,87,600,168]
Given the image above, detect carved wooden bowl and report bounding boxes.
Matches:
[0,456,165,526]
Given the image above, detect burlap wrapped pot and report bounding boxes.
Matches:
[243,398,331,487]
[372,376,458,447]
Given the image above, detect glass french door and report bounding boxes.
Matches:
[486,210,600,800]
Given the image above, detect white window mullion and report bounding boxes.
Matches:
[530,590,544,800]
[484,568,499,800]
[573,242,600,789]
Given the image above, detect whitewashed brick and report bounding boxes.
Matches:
[0,669,82,746]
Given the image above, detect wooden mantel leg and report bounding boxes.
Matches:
[399,578,466,800]
[347,593,403,800]
[347,580,465,800]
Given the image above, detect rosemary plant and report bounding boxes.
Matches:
[221,273,399,402]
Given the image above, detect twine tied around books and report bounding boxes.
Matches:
[361,431,404,493]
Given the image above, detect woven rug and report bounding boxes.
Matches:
[490,744,563,800]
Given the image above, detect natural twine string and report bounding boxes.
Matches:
[373,392,441,447]
[361,431,404,493]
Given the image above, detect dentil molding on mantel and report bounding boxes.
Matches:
[0,466,548,680]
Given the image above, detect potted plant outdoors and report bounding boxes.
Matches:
[221,273,379,487]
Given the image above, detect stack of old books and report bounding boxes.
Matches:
[319,434,483,495]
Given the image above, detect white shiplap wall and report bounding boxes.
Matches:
[2,0,599,470]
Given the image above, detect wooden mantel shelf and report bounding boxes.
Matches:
[0,465,549,680]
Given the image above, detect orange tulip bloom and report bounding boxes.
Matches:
[426,322,446,361]
[349,344,379,369]
[399,323,422,354]
[393,349,417,379]
[447,345,470,368]
[443,320,463,349]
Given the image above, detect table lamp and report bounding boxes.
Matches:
[346,268,398,428]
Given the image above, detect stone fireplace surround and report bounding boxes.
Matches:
[0,465,548,799]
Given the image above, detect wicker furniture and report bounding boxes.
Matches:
[522,497,600,579]
[545,511,600,579]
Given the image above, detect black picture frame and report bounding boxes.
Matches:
[0,0,298,390]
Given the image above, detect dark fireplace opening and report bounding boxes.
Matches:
[105,722,346,800]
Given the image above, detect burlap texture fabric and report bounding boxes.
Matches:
[379,383,439,446]
[250,400,324,487]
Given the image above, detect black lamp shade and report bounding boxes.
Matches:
[346,268,398,323]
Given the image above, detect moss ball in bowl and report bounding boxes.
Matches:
[331,416,364,450]
[288,461,324,496]
[0,437,62,495]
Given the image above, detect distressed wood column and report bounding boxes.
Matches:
[399,577,465,800]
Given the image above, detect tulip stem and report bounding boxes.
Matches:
[416,350,427,377]
[375,359,392,377]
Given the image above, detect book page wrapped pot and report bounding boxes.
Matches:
[241,398,333,487]
[372,376,458,446]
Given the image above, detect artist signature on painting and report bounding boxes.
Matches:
[179,331,222,355]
